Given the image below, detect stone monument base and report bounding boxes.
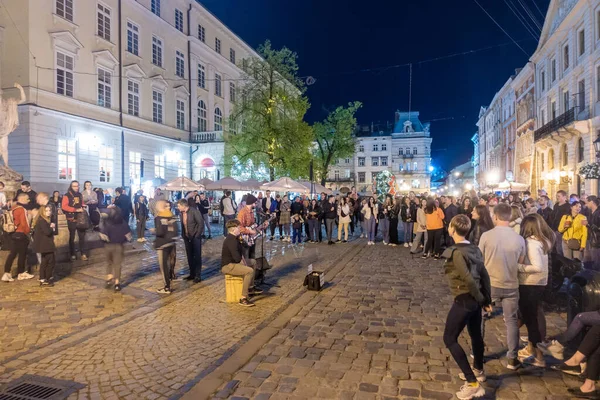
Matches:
[0,165,23,201]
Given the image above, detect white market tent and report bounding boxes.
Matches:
[260,177,308,193]
[205,176,245,191]
[197,177,213,187]
[159,176,205,192]
[240,179,262,191]
[298,180,332,195]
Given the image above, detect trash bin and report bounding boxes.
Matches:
[567,270,600,346]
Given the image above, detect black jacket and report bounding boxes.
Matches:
[290,201,304,216]
[33,217,56,253]
[114,194,132,219]
[444,204,458,225]
[15,189,38,211]
[262,197,274,213]
[154,215,178,249]
[590,208,600,248]
[307,204,322,219]
[135,202,149,219]
[537,206,552,226]
[468,220,490,247]
[323,202,337,219]
[550,202,571,231]
[221,233,243,267]
[442,243,491,306]
[181,207,204,239]
[198,199,210,215]
[101,219,131,244]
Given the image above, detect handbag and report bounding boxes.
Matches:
[76,211,90,231]
[567,238,581,250]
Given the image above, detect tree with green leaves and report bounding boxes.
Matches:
[228,40,313,181]
[313,101,362,186]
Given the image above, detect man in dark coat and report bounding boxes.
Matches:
[177,199,204,283]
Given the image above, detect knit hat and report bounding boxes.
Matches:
[246,194,258,205]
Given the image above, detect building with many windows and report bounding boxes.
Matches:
[0,0,256,193]
[326,111,433,193]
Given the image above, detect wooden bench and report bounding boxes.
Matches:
[225,274,244,303]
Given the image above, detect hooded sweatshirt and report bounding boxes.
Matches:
[442,242,491,305]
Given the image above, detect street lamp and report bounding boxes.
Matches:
[465,183,473,191]
[454,172,461,177]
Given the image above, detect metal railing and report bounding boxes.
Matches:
[191,130,224,143]
[534,108,575,142]
[325,173,355,182]
[399,153,414,158]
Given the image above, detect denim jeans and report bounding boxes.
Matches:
[556,310,600,344]
[410,231,427,253]
[403,222,413,243]
[491,286,520,359]
[379,218,389,243]
[292,228,302,244]
[222,214,235,237]
[325,218,336,242]
[366,218,376,242]
[308,219,319,242]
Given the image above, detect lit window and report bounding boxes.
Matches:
[215,37,221,54]
[58,139,76,180]
[198,100,207,132]
[230,48,236,64]
[215,73,222,97]
[152,36,163,67]
[176,100,185,130]
[229,82,236,102]
[198,25,205,42]
[97,68,111,108]
[175,9,184,32]
[154,154,165,178]
[129,151,142,186]
[99,145,113,183]
[127,22,139,56]
[198,63,206,89]
[97,3,111,41]
[214,107,223,131]
[152,90,163,123]
[56,0,73,22]
[151,0,160,16]
[127,80,140,116]
[176,50,185,78]
[56,52,74,97]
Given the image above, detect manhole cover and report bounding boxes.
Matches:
[0,375,85,400]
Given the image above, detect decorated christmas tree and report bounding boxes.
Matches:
[374,170,397,201]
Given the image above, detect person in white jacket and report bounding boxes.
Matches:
[516,213,553,368]
[410,198,428,254]
[337,197,351,243]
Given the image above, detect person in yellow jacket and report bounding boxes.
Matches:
[558,202,588,261]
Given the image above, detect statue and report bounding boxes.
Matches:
[0,83,26,167]
[0,83,26,192]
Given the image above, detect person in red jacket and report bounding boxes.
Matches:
[2,193,33,282]
[62,180,88,261]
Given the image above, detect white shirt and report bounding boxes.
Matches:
[0,192,6,208]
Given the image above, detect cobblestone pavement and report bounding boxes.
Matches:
[0,223,361,400]
[213,243,582,400]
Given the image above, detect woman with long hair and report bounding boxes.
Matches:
[50,191,62,210]
[516,213,553,367]
[101,207,132,291]
[400,196,414,248]
[307,199,322,243]
[33,204,57,287]
[82,181,99,228]
[380,196,392,245]
[459,197,473,217]
[388,196,400,247]
[422,198,445,259]
[362,197,378,245]
[469,205,494,247]
[337,196,351,243]
[558,202,588,260]
[410,198,428,254]
[510,205,523,234]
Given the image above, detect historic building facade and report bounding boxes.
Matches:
[0,0,254,193]
[326,111,433,193]
[531,0,600,197]
[513,63,536,188]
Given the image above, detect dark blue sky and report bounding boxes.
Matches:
[200,0,550,170]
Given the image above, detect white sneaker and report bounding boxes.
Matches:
[538,340,564,360]
[458,368,486,382]
[520,335,529,343]
[18,272,34,280]
[456,383,485,400]
[383,241,388,245]
[409,242,413,246]
[1,273,14,282]
[403,243,409,248]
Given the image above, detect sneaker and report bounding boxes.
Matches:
[383,241,388,245]
[458,368,486,382]
[421,254,429,259]
[40,281,54,287]
[551,362,583,376]
[157,287,171,294]
[520,335,529,343]
[81,255,88,261]
[114,284,121,292]
[70,255,76,261]
[342,240,348,243]
[249,287,264,295]
[507,358,522,370]
[538,340,564,360]
[360,234,365,238]
[403,243,409,248]
[518,346,534,360]
[239,298,255,307]
[17,272,34,280]
[2,273,14,282]
[455,382,485,400]
[137,238,143,243]
[409,242,413,246]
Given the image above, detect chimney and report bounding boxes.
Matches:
[394,110,400,124]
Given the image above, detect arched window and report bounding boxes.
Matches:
[548,149,554,170]
[561,144,568,167]
[214,107,223,131]
[578,137,585,163]
[197,100,207,132]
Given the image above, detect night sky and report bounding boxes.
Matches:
[199,0,551,170]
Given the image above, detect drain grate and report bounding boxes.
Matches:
[0,375,85,400]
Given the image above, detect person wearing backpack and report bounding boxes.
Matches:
[2,193,34,282]
[442,214,491,400]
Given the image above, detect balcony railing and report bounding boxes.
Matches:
[191,130,224,143]
[534,108,576,142]
[326,173,355,182]
[399,153,414,158]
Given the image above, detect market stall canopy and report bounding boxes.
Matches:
[240,179,262,190]
[298,180,332,195]
[159,176,205,192]
[205,176,244,191]
[197,177,213,187]
[261,177,308,193]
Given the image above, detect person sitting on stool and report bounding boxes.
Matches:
[222,219,263,307]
